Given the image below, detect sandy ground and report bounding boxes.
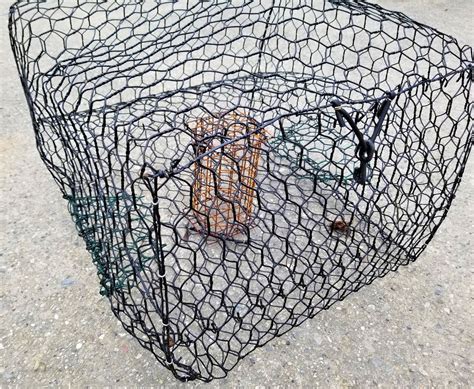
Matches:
[1,0,473,387]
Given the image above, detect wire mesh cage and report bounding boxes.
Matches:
[9,0,473,382]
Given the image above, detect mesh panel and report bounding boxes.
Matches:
[9,0,473,382]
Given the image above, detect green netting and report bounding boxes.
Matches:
[270,115,354,185]
[66,192,158,296]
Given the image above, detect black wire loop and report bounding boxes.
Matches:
[332,92,395,184]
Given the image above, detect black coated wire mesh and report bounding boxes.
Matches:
[9,0,473,382]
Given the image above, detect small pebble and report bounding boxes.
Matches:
[434,285,444,296]
[33,359,46,372]
[76,342,82,350]
[61,277,76,288]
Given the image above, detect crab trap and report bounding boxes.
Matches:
[9,0,473,382]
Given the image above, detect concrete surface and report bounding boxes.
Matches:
[0,0,473,387]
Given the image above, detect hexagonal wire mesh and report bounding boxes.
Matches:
[9,0,473,382]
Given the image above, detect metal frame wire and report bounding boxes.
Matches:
[9,0,473,382]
